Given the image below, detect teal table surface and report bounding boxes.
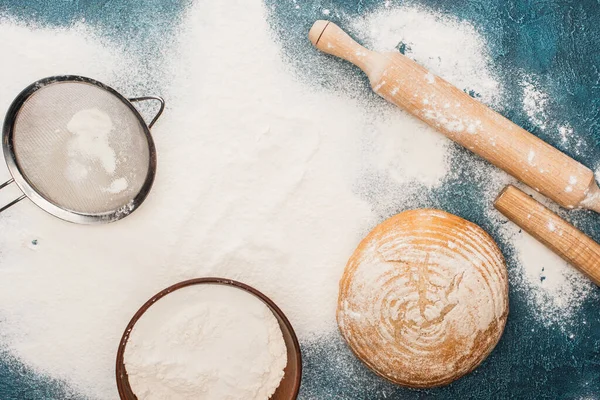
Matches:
[0,0,599,399]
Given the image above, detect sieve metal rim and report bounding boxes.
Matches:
[1,75,163,224]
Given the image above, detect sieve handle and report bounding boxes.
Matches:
[0,178,26,213]
[129,96,165,129]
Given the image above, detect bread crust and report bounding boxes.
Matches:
[337,209,508,388]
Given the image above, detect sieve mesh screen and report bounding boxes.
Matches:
[12,81,150,214]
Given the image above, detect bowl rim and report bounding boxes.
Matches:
[115,277,302,399]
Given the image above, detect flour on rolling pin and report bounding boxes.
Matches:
[309,21,600,213]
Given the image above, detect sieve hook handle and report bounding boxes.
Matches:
[129,96,165,129]
[0,178,26,213]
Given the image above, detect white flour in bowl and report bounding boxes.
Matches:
[124,284,287,400]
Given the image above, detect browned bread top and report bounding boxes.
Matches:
[337,209,508,388]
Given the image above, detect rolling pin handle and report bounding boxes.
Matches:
[309,20,379,76]
[308,20,331,47]
[495,185,600,286]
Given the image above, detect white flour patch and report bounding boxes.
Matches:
[513,77,596,325]
[343,5,504,189]
[351,6,501,106]
[67,108,117,176]
[103,177,128,194]
[0,5,373,398]
[0,1,581,399]
[493,186,595,327]
[512,228,594,326]
[65,159,89,182]
[0,19,148,399]
[0,21,129,119]
[521,77,548,130]
[558,124,573,144]
[556,122,585,156]
[366,111,448,187]
[527,150,536,165]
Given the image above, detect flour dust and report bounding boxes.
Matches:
[494,185,595,328]
[0,1,592,399]
[124,284,287,400]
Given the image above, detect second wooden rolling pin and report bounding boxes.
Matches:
[309,21,600,213]
[495,185,600,286]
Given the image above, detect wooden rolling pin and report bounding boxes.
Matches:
[495,185,600,286]
[309,21,600,213]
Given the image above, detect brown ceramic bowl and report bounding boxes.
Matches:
[116,277,302,400]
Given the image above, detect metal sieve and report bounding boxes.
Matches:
[1,76,164,224]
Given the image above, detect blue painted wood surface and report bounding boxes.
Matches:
[0,0,598,398]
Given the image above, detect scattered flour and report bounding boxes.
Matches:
[345,5,505,189]
[67,108,117,176]
[351,6,501,106]
[513,74,597,327]
[520,79,586,157]
[558,124,574,144]
[512,228,594,326]
[494,186,595,327]
[527,150,536,165]
[519,78,586,160]
[0,4,374,398]
[65,159,90,182]
[0,1,592,399]
[104,177,128,194]
[521,77,549,130]
[124,284,287,400]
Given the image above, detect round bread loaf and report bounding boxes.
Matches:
[337,209,508,388]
